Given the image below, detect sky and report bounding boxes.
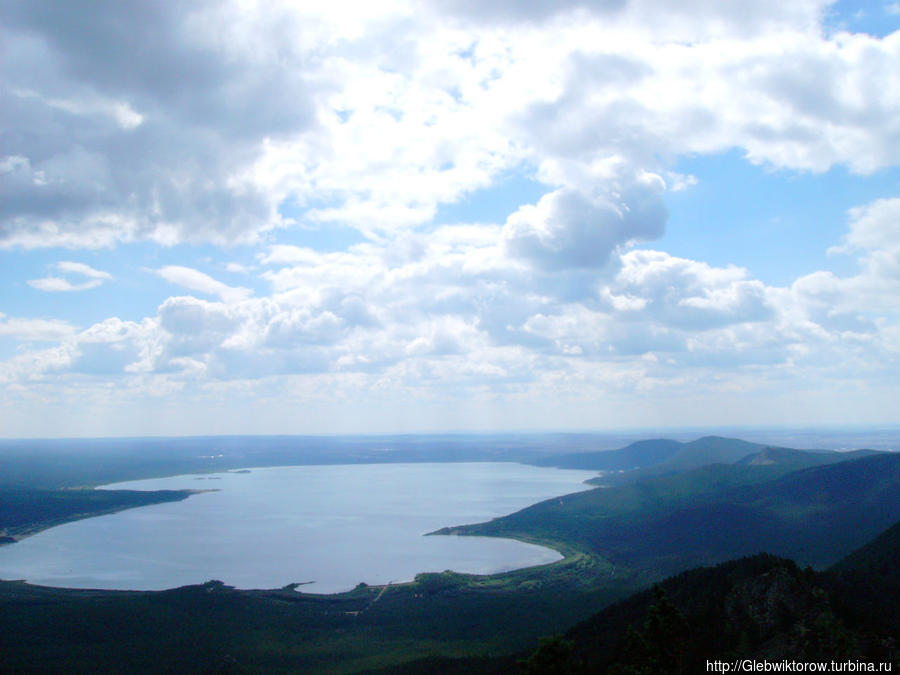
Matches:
[1,0,900,438]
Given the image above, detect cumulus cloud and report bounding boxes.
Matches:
[503,172,667,271]
[795,197,900,314]
[833,197,900,252]
[432,0,827,37]
[0,226,830,385]
[0,0,315,248]
[610,250,773,329]
[516,30,900,175]
[28,261,112,292]
[3,193,899,432]
[0,313,77,341]
[153,266,252,303]
[3,0,900,251]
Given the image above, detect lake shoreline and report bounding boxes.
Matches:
[0,488,212,546]
[0,463,597,594]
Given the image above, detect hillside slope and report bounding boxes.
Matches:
[532,439,683,471]
[410,518,900,675]
[536,435,873,482]
[441,453,900,579]
[660,435,765,470]
[551,516,900,674]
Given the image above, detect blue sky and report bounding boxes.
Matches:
[1,0,899,437]
[662,151,900,285]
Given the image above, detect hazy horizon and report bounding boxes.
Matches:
[3,425,899,454]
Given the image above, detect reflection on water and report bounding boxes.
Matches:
[0,462,596,592]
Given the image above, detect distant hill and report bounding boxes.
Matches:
[442,452,900,579]
[737,446,880,469]
[533,435,841,476]
[531,439,682,471]
[660,435,766,469]
[591,438,879,487]
[737,445,834,467]
[532,436,766,473]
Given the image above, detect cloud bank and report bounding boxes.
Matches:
[1,0,898,434]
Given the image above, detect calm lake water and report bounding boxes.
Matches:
[0,463,597,592]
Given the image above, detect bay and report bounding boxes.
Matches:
[0,462,597,592]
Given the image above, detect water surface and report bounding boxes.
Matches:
[0,462,596,592]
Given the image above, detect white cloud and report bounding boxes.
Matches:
[832,197,900,252]
[0,313,77,341]
[795,196,900,315]
[0,220,852,386]
[13,88,144,130]
[3,0,900,250]
[28,261,112,292]
[2,2,900,433]
[27,277,102,292]
[153,266,253,303]
[56,261,112,279]
[611,250,773,329]
[502,172,667,271]
[0,344,76,386]
[1,222,898,432]
[432,0,828,37]
[1,1,314,249]
[2,189,899,424]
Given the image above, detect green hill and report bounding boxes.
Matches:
[568,437,874,488]
[442,518,900,675]
[660,435,765,469]
[391,535,900,674]
[559,555,857,672]
[825,518,900,651]
[736,446,880,469]
[830,519,900,577]
[590,442,880,486]
[532,439,683,471]
[441,452,900,579]
[533,436,764,474]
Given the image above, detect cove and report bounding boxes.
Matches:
[0,462,597,593]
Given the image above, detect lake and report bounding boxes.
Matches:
[0,462,597,592]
